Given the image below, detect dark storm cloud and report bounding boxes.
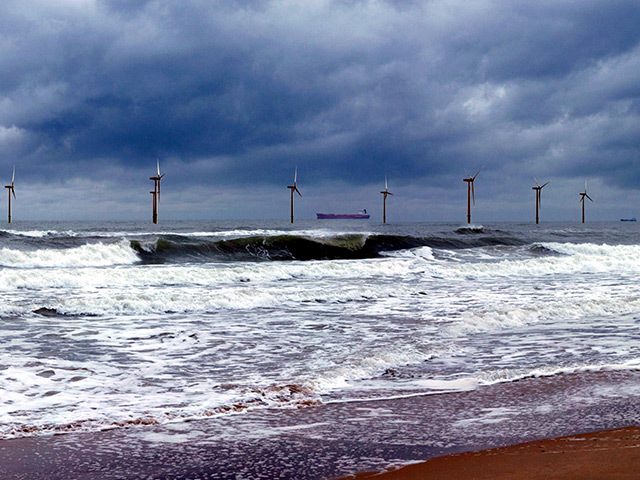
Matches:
[2,0,640,219]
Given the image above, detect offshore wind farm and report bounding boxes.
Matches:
[0,158,617,225]
[1,162,609,226]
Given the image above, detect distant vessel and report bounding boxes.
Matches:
[620,217,637,222]
[316,209,370,220]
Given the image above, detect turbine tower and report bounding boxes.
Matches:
[287,166,302,223]
[149,159,165,224]
[380,176,394,224]
[463,167,482,224]
[579,179,593,224]
[532,177,549,224]
[4,166,15,224]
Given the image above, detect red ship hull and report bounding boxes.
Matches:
[316,213,370,219]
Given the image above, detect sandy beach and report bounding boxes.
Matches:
[342,426,640,480]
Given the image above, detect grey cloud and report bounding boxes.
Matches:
[1,0,640,220]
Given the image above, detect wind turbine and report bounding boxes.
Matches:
[532,177,549,224]
[380,176,393,224]
[149,159,165,224]
[287,166,302,223]
[463,167,482,224]
[4,166,15,224]
[579,179,593,224]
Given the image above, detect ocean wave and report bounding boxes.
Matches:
[540,241,640,258]
[0,228,530,266]
[455,224,484,234]
[129,233,527,263]
[1,228,371,240]
[2,229,67,238]
[0,256,425,316]
[0,240,140,268]
[0,379,322,440]
[478,361,640,387]
[5,359,639,440]
[0,343,324,440]
[446,242,640,277]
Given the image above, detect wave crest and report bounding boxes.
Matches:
[0,240,140,268]
[130,233,526,263]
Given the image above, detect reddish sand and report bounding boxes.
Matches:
[340,426,640,480]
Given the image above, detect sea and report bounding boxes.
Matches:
[2,220,640,479]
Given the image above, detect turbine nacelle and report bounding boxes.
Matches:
[533,177,550,189]
[287,166,301,223]
[149,159,164,224]
[380,176,394,196]
[532,178,549,209]
[579,179,593,203]
[4,166,15,199]
[150,159,165,198]
[288,185,302,197]
[463,166,483,206]
[287,166,302,196]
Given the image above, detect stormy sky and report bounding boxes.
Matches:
[2,0,640,222]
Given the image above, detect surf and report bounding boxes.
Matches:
[0,240,140,268]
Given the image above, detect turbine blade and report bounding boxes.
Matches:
[538,190,541,208]
[295,187,302,197]
[464,168,471,179]
[471,182,475,206]
[541,181,550,188]
[11,187,15,199]
[157,158,160,177]
[294,166,298,185]
[586,194,593,202]
[472,165,484,180]
[385,176,388,190]
[12,166,15,184]
[534,176,540,187]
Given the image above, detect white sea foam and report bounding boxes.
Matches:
[0,240,140,268]
[308,347,434,393]
[3,224,640,440]
[442,242,640,278]
[456,224,484,232]
[3,229,65,238]
[381,246,435,260]
[0,257,425,315]
[3,228,370,239]
[477,361,640,387]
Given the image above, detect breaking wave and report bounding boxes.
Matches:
[130,233,527,263]
[0,240,140,268]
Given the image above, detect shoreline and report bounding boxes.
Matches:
[2,370,640,479]
[339,426,640,480]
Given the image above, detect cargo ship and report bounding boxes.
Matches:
[316,209,370,220]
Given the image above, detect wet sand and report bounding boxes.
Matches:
[1,370,640,479]
[344,426,640,480]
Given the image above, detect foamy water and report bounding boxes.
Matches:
[1,220,640,439]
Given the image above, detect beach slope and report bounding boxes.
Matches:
[344,426,640,480]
